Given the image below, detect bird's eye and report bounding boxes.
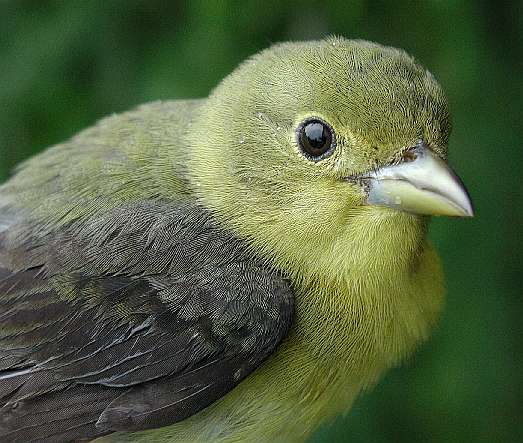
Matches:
[297,118,335,161]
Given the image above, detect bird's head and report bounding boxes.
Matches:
[188,37,473,282]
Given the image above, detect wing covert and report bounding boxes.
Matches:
[0,201,293,442]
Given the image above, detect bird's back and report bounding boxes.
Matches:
[0,99,202,230]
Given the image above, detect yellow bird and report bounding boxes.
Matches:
[0,37,473,442]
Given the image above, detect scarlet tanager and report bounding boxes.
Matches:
[0,37,473,442]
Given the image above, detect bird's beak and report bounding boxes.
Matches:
[363,142,474,217]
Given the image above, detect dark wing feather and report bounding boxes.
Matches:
[0,201,294,442]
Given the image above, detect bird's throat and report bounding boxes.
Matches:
[281,210,440,370]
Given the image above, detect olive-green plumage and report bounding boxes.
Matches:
[0,37,473,442]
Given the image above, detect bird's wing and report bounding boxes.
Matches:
[0,201,294,443]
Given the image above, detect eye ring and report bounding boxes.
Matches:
[296,117,336,161]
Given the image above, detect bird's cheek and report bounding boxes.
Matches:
[341,182,368,208]
[313,183,368,224]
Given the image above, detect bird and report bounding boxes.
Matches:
[0,36,473,443]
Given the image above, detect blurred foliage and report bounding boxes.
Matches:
[0,1,521,442]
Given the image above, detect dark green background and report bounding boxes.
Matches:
[0,1,520,442]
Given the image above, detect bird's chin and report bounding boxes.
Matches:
[376,206,430,234]
[373,205,428,222]
[352,203,427,224]
[353,204,429,257]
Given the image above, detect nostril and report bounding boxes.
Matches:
[402,151,418,162]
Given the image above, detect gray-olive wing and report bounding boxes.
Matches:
[0,201,293,442]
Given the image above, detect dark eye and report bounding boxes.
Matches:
[297,118,335,160]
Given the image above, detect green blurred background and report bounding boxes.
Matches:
[0,1,521,442]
